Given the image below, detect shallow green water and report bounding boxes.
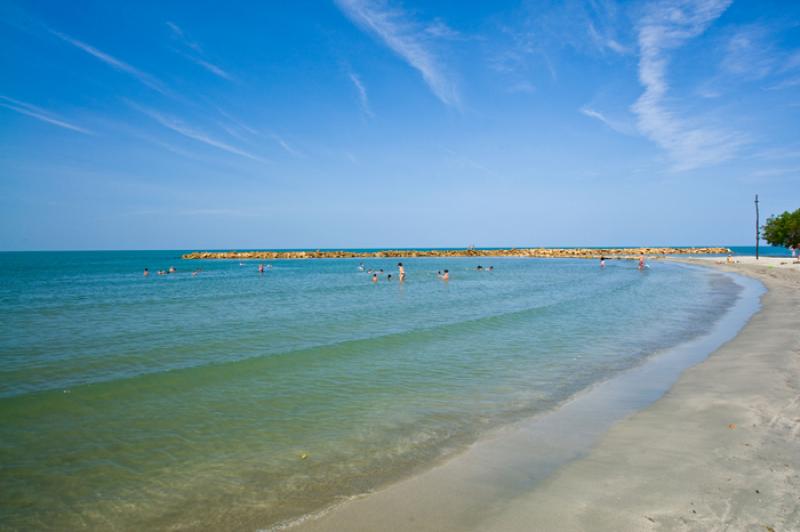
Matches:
[0,252,742,529]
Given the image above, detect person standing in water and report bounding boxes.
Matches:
[258,264,265,273]
[143,268,150,276]
[397,262,406,282]
[638,255,645,270]
[372,273,378,283]
[600,257,606,268]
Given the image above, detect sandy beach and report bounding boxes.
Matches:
[294,258,800,531]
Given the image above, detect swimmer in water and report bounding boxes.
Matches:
[358,263,365,271]
[372,273,378,283]
[258,264,265,273]
[168,266,176,273]
[387,273,392,281]
[397,262,405,281]
[439,269,449,281]
[638,255,645,270]
[143,268,149,276]
[600,257,606,268]
[476,265,483,271]
[488,266,494,271]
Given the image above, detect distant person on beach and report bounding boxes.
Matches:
[372,273,378,283]
[144,268,149,276]
[638,255,645,270]
[397,262,405,281]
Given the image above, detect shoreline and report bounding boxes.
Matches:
[289,258,799,531]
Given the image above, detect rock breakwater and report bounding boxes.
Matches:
[182,247,731,260]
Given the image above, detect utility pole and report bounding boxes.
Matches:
[755,194,760,260]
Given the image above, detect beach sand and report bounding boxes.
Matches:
[294,258,799,531]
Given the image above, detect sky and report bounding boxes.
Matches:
[1,0,799,250]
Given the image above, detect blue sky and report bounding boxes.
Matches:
[1,0,798,250]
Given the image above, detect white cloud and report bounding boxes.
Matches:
[721,25,775,80]
[425,19,461,40]
[348,72,374,117]
[335,0,460,107]
[186,56,234,81]
[166,21,234,81]
[506,81,536,94]
[50,30,169,95]
[579,106,635,135]
[132,103,266,162]
[632,0,745,171]
[0,95,91,134]
[270,134,302,157]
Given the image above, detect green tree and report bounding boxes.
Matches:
[762,208,800,248]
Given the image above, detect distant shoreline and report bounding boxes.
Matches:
[182,247,731,260]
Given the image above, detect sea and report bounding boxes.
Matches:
[0,248,770,530]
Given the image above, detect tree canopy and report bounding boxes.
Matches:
[762,208,800,248]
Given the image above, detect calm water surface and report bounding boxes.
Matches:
[0,251,744,529]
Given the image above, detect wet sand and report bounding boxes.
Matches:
[292,258,799,531]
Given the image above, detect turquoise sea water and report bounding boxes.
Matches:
[0,252,747,530]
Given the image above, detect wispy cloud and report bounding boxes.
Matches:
[343,151,359,165]
[721,24,775,81]
[506,81,536,94]
[131,103,266,162]
[50,30,169,95]
[165,21,201,52]
[442,147,496,177]
[189,56,234,81]
[0,95,92,134]
[579,106,635,135]
[270,133,302,157]
[632,0,745,171]
[215,108,259,136]
[135,133,204,160]
[335,0,459,107]
[166,21,234,81]
[425,19,462,40]
[348,72,374,117]
[587,21,629,55]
